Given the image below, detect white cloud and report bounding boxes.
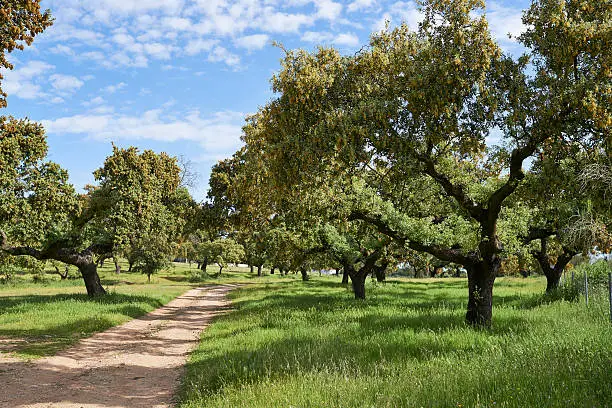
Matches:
[42,109,246,153]
[301,31,359,47]
[348,0,375,13]
[315,0,343,20]
[1,60,54,100]
[260,11,313,33]
[103,82,127,94]
[334,33,360,47]
[234,34,270,51]
[302,31,334,43]
[49,74,84,92]
[208,46,240,67]
[49,44,75,56]
[185,38,218,56]
[486,2,526,45]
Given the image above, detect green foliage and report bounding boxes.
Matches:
[0,117,78,246]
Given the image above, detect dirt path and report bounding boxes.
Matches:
[0,284,237,408]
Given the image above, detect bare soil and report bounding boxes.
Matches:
[0,285,237,408]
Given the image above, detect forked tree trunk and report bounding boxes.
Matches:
[374,264,387,282]
[535,238,576,293]
[465,261,498,327]
[79,263,107,296]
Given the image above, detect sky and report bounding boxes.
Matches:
[2,0,530,201]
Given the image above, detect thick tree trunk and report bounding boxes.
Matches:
[350,272,367,300]
[79,263,106,296]
[257,264,262,276]
[341,268,349,284]
[465,262,497,327]
[113,256,121,274]
[270,267,275,275]
[300,267,309,281]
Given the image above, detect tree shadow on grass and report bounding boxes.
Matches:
[0,293,164,357]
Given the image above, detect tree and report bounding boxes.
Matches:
[210,238,245,276]
[0,118,109,295]
[240,0,610,326]
[1,143,185,296]
[0,0,52,108]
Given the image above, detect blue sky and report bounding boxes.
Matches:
[2,0,530,201]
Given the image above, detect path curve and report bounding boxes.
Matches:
[0,284,238,408]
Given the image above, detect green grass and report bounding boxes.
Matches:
[180,276,612,408]
[0,260,275,358]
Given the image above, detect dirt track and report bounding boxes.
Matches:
[0,285,236,408]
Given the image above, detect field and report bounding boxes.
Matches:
[179,276,612,408]
[2,264,611,407]
[0,260,256,358]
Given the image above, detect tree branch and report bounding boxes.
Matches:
[349,211,477,266]
[417,155,485,222]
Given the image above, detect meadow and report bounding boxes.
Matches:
[0,260,256,358]
[179,275,612,408]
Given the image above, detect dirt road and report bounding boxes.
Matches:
[0,285,236,408]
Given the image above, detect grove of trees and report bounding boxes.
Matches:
[1,0,610,327]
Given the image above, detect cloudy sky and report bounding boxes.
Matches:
[2,0,529,200]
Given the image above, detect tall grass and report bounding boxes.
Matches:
[180,277,612,408]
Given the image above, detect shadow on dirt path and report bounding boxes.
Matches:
[0,285,238,408]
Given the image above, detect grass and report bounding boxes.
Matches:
[0,260,269,358]
[180,276,612,408]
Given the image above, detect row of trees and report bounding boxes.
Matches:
[1,1,610,328]
[207,0,611,326]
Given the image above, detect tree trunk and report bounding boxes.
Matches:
[79,263,106,296]
[201,257,208,272]
[374,265,386,282]
[335,268,340,275]
[128,261,133,272]
[250,264,254,274]
[113,256,121,274]
[300,267,309,281]
[432,266,443,277]
[341,267,349,284]
[218,265,223,275]
[257,264,262,276]
[270,267,275,275]
[465,262,497,327]
[535,238,576,293]
[350,271,367,300]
